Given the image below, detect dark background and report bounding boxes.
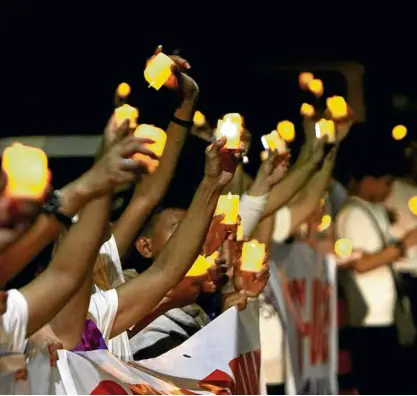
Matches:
[2,2,417,286]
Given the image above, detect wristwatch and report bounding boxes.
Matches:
[42,190,73,229]
[393,240,407,258]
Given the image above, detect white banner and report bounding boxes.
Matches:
[0,300,260,395]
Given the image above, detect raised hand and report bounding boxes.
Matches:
[151,45,199,102]
[233,259,270,298]
[203,214,235,256]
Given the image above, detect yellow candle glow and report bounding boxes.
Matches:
[144,52,174,90]
[317,214,332,232]
[299,72,314,89]
[307,79,324,97]
[392,125,407,141]
[315,119,336,143]
[214,192,240,225]
[193,111,206,126]
[261,130,287,154]
[205,251,219,267]
[334,238,352,259]
[300,103,315,118]
[240,240,266,273]
[408,196,417,215]
[326,96,348,120]
[114,104,139,128]
[186,255,211,277]
[223,113,243,132]
[216,119,240,149]
[116,82,131,98]
[277,120,295,142]
[2,143,49,200]
[260,150,269,161]
[133,124,167,173]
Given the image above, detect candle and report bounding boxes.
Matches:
[307,79,324,97]
[237,220,244,241]
[216,119,240,149]
[277,120,295,142]
[186,255,211,277]
[116,82,131,98]
[193,111,206,126]
[240,240,266,273]
[317,214,332,232]
[214,192,240,225]
[334,238,352,259]
[326,96,348,120]
[133,124,167,173]
[114,104,139,128]
[223,113,243,132]
[408,196,417,215]
[315,119,336,143]
[300,103,315,118]
[260,150,269,161]
[392,125,407,141]
[261,130,287,154]
[144,52,174,90]
[299,72,314,89]
[2,143,49,200]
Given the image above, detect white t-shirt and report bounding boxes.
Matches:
[336,198,396,326]
[92,235,125,294]
[88,289,132,361]
[272,206,292,243]
[0,289,28,353]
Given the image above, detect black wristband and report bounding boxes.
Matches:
[171,116,193,129]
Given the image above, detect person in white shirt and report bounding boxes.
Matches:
[335,152,417,394]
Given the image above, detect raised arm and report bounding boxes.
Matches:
[111,138,237,337]
[19,134,154,337]
[113,51,199,259]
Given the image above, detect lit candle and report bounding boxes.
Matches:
[315,119,336,143]
[133,124,167,173]
[392,125,407,141]
[334,238,352,259]
[223,113,243,132]
[317,214,332,232]
[261,130,287,154]
[214,192,240,225]
[116,82,131,98]
[299,72,314,89]
[216,119,240,149]
[144,52,174,90]
[114,104,139,128]
[277,120,295,142]
[326,96,348,120]
[193,111,206,126]
[2,143,50,200]
[408,196,417,215]
[307,79,324,97]
[240,240,266,273]
[300,103,315,118]
[186,255,211,277]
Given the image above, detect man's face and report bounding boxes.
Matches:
[137,208,187,258]
[364,175,394,202]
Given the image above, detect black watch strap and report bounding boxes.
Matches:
[171,116,193,129]
[42,190,73,229]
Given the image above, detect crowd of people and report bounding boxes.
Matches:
[2,46,417,395]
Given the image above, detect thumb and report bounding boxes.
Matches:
[207,137,226,155]
[154,45,163,56]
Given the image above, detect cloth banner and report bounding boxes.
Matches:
[268,242,338,395]
[0,300,260,395]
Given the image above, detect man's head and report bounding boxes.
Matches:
[136,208,187,259]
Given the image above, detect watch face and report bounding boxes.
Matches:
[42,191,60,214]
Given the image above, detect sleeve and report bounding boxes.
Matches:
[87,289,119,342]
[238,193,269,238]
[98,235,125,288]
[336,206,382,253]
[272,206,292,243]
[3,289,29,353]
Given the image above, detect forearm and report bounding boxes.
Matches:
[21,195,111,337]
[252,215,275,247]
[262,161,316,218]
[0,178,92,287]
[353,245,402,273]
[112,178,222,336]
[113,100,195,258]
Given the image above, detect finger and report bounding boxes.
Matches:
[154,45,163,56]
[169,55,191,70]
[114,119,131,140]
[214,257,227,266]
[202,281,216,293]
[212,213,225,225]
[119,141,159,160]
[207,137,227,154]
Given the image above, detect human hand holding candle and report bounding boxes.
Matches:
[2,143,50,201]
[261,130,288,154]
[133,124,166,173]
[315,119,336,143]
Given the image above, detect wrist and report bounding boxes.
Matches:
[174,98,197,120]
[248,179,270,197]
[59,177,93,217]
[201,177,225,193]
